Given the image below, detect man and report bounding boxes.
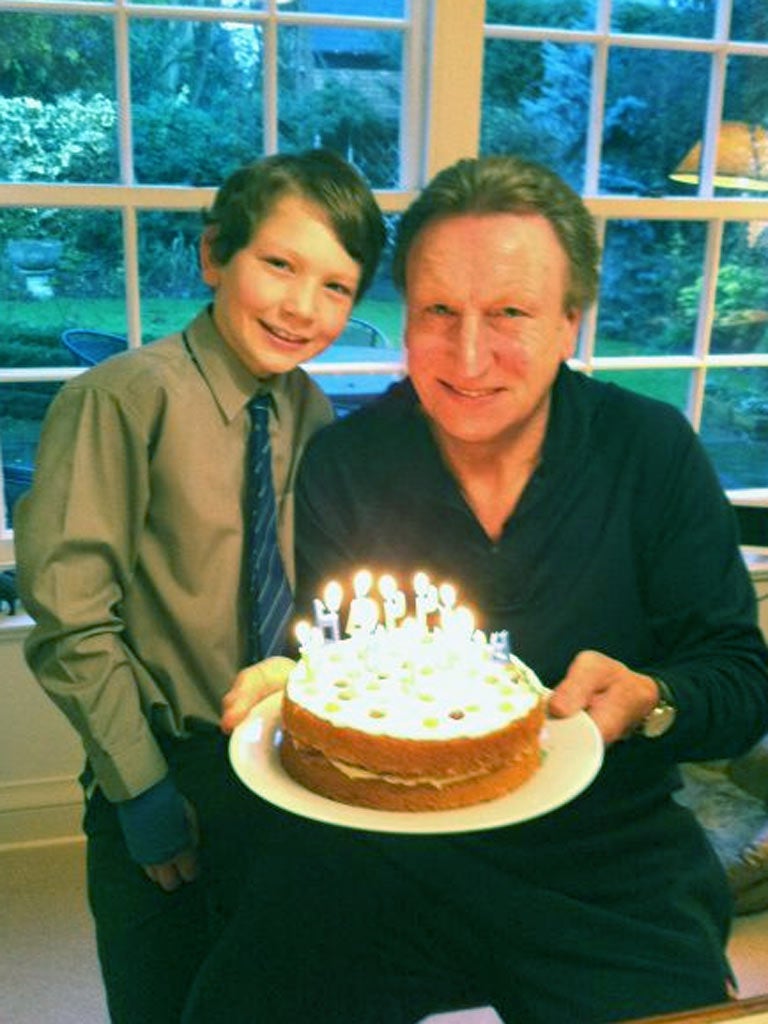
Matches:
[186,155,768,1024]
[15,149,385,1024]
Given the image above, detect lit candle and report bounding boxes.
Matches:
[451,605,475,642]
[313,580,343,642]
[294,620,323,652]
[438,582,457,631]
[490,629,511,662]
[414,571,438,631]
[379,574,406,631]
[346,569,379,635]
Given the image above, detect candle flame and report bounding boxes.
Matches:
[378,573,396,599]
[294,620,312,645]
[323,580,343,612]
[453,606,475,634]
[413,570,430,595]
[438,582,456,608]
[353,569,373,597]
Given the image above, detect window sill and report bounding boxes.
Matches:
[0,612,33,641]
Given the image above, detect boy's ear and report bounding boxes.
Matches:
[200,228,220,287]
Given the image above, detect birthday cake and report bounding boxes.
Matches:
[278,573,546,812]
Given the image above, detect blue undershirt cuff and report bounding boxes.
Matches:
[116,774,192,866]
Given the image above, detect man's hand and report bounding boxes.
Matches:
[220,655,296,734]
[547,649,660,745]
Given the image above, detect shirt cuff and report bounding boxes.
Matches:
[116,775,192,866]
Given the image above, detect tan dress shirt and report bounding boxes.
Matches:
[15,308,333,801]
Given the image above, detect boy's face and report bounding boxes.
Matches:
[202,194,362,378]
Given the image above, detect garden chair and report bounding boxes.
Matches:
[61,329,127,367]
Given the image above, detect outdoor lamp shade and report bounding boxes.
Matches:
[670,121,768,192]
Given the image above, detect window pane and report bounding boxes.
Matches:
[485,0,596,30]
[131,19,265,185]
[701,368,768,489]
[595,220,707,357]
[712,222,768,355]
[138,211,211,340]
[353,213,402,350]
[591,368,690,414]
[718,55,768,195]
[481,40,591,191]
[611,0,715,38]
[1,208,125,365]
[0,383,62,528]
[602,49,709,196]
[731,0,768,43]
[277,26,402,188]
[0,13,118,185]
[131,0,267,7]
[284,0,405,14]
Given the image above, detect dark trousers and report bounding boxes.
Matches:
[182,797,734,1024]
[84,732,289,1024]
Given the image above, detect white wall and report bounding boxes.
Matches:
[1,560,767,850]
[0,617,83,848]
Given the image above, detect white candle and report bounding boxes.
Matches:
[489,629,511,662]
[379,574,406,631]
[413,571,438,631]
[313,580,343,642]
[451,606,475,642]
[438,582,457,631]
[295,620,324,652]
[346,569,379,635]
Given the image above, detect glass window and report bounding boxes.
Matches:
[730,0,768,44]
[131,19,265,186]
[138,211,210,338]
[350,213,402,349]
[592,368,691,415]
[0,383,62,528]
[277,26,402,188]
[0,13,118,185]
[485,0,596,31]
[713,221,768,355]
[701,368,768,489]
[481,41,592,192]
[602,48,710,197]
[288,1,406,15]
[1,208,125,358]
[611,0,715,38]
[596,220,708,358]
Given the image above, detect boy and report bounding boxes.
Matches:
[15,149,385,1024]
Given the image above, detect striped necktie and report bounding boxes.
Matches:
[246,393,293,662]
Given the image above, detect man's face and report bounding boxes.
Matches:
[404,212,581,456]
[202,194,362,378]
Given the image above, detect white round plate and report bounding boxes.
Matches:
[229,692,604,835]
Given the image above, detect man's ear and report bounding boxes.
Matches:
[560,306,582,360]
[200,228,220,288]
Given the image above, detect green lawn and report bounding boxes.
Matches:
[2,295,405,349]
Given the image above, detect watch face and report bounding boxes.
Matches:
[642,703,676,738]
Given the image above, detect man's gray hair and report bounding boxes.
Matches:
[392,155,600,313]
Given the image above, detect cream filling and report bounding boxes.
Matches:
[328,756,489,789]
[292,738,499,790]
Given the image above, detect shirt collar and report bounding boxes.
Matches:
[182,306,295,425]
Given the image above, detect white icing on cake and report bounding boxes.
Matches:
[287,622,545,740]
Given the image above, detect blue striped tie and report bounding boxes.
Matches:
[246,394,293,662]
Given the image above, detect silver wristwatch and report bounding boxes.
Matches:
[638,676,677,738]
